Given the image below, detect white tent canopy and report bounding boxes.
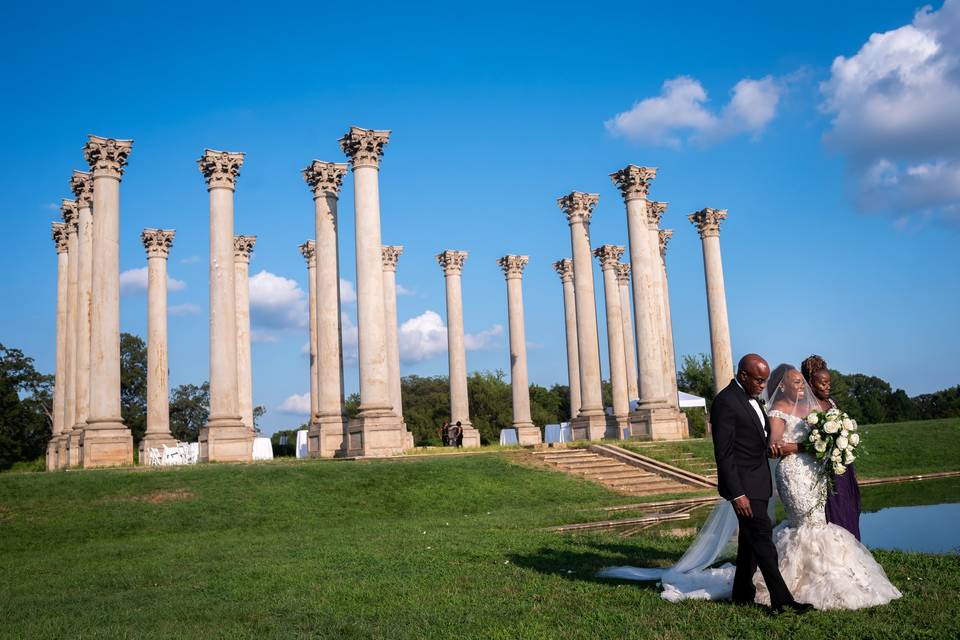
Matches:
[678,391,706,409]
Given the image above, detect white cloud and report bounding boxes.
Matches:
[179,255,201,265]
[605,75,782,147]
[251,330,280,344]
[398,310,503,364]
[341,312,359,364]
[169,303,200,317]
[119,267,186,296]
[278,393,311,415]
[820,0,960,223]
[248,270,308,331]
[340,279,357,304]
[396,283,416,297]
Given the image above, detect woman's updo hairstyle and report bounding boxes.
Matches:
[800,354,828,383]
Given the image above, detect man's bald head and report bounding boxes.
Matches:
[737,353,770,396]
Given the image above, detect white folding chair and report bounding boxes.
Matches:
[148,448,162,466]
[161,444,182,466]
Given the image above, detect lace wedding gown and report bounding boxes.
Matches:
[753,410,902,610]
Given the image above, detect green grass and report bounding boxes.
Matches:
[1,453,958,639]
[621,418,960,480]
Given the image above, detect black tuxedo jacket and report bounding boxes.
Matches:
[711,379,772,501]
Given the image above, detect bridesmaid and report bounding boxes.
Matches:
[801,355,862,540]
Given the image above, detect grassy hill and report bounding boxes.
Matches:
[1,452,958,639]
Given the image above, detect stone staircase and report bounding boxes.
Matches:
[530,448,698,496]
[628,442,718,482]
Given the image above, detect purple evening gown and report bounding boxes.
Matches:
[825,462,862,541]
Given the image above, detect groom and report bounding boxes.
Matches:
[711,354,812,615]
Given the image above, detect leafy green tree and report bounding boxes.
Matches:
[120,333,147,444]
[677,353,715,406]
[913,386,960,420]
[467,370,512,445]
[0,345,53,469]
[252,405,266,432]
[168,382,209,442]
[399,375,449,445]
[529,383,562,427]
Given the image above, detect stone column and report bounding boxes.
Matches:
[48,223,69,470]
[557,192,613,440]
[339,126,406,456]
[615,263,639,404]
[689,208,734,394]
[497,255,540,445]
[197,149,252,462]
[235,235,256,430]
[595,245,630,435]
[299,240,319,426]
[302,161,348,458]
[658,230,682,413]
[552,259,581,421]
[60,200,79,466]
[610,165,686,440]
[437,250,480,447]
[646,202,681,414]
[69,171,94,463]
[82,135,134,466]
[381,245,414,450]
[139,229,178,460]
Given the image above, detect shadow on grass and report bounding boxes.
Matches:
[508,541,678,588]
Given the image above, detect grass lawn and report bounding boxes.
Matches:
[623,417,960,480]
[1,453,958,639]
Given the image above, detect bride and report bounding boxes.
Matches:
[600,364,902,610]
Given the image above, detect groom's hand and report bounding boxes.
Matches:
[732,496,753,518]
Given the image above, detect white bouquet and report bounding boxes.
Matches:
[805,407,861,489]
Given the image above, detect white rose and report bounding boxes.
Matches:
[827,409,841,419]
[842,418,854,431]
[848,420,858,432]
[840,429,849,438]
[831,448,842,460]
[814,441,827,453]
[834,462,847,475]
[845,451,856,464]
[824,421,840,434]
[807,413,819,425]
[836,436,848,450]
[849,433,860,446]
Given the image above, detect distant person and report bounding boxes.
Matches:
[440,422,450,447]
[452,421,464,448]
[802,354,862,541]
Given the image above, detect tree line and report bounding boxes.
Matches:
[2,339,957,468]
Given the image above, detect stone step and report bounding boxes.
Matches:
[538,452,598,461]
[619,480,691,494]
[559,458,621,469]
[579,469,656,481]
[603,474,667,487]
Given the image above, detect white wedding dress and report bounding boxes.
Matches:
[599,411,902,610]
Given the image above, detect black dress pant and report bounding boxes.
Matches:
[732,498,794,608]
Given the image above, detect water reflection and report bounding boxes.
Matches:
[861,503,960,554]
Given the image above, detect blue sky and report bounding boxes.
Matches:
[2,0,958,434]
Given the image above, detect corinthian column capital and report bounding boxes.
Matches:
[234,235,257,263]
[339,126,390,169]
[298,240,316,266]
[382,245,404,271]
[610,165,657,202]
[496,255,528,279]
[83,135,133,179]
[658,229,674,260]
[70,170,93,207]
[52,222,68,253]
[61,199,79,229]
[689,208,728,238]
[593,244,625,270]
[552,258,574,283]
[557,192,599,226]
[615,262,631,286]
[198,149,245,190]
[647,201,668,228]
[141,228,175,259]
[437,249,468,276]
[303,161,349,198]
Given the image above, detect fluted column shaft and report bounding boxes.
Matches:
[596,246,630,430]
[616,264,639,402]
[498,256,538,443]
[142,229,177,455]
[300,241,319,422]
[553,260,581,420]
[236,236,256,430]
[382,246,404,420]
[71,173,94,440]
[690,209,734,393]
[61,201,79,459]
[438,251,471,428]
[49,223,68,469]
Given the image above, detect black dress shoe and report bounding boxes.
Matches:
[770,601,814,616]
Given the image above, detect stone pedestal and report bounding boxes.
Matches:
[690,208,734,396]
[82,136,134,467]
[197,149,253,462]
[139,229,178,460]
[595,245,630,435]
[497,255,540,445]
[49,223,69,470]
[340,127,406,456]
[552,259,581,421]
[302,161,349,458]
[437,250,481,447]
[557,192,616,441]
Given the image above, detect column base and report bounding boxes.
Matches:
[81,421,133,468]
[346,410,407,457]
[200,418,254,462]
[628,406,689,440]
[68,430,85,467]
[514,423,542,445]
[139,434,178,464]
[55,435,69,469]
[308,414,348,459]
[569,413,620,441]
[46,440,58,471]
